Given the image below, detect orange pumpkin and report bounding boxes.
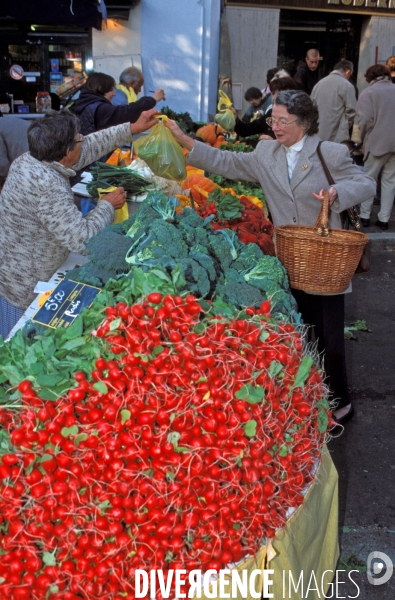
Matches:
[181,174,217,193]
[196,123,217,145]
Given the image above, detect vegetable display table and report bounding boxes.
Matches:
[201,446,338,600]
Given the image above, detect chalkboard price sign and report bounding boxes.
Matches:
[32,279,101,329]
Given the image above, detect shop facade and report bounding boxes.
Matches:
[0,0,137,114]
[225,0,395,115]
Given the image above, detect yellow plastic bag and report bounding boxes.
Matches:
[215,90,235,132]
[98,186,129,224]
[133,115,187,181]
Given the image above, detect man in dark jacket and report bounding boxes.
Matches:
[294,49,321,95]
[74,72,159,135]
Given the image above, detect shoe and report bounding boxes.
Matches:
[333,404,354,426]
[360,218,370,227]
[375,219,388,231]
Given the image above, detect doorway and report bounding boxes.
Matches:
[277,10,365,89]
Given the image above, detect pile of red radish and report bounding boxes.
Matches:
[0,294,330,599]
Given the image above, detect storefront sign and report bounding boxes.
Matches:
[226,0,395,15]
[32,279,101,329]
[9,64,24,80]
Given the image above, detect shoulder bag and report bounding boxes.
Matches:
[316,141,371,274]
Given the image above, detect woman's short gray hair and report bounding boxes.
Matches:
[274,90,319,135]
[28,109,80,162]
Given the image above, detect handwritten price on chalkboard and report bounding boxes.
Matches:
[45,290,65,311]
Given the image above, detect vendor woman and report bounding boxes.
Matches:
[0,107,158,339]
[165,91,376,427]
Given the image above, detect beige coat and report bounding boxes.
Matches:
[188,135,375,229]
[311,70,357,143]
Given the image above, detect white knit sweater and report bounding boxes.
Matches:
[0,122,132,309]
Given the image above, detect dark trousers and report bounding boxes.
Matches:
[291,289,350,410]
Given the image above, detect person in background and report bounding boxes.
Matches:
[241,87,272,123]
[261,67,279,95]
[0,113,29,187]
[74,72,162,136]
[113,66,165,107]
[294,49,321,95]
[233,76,297,139]
[165,91,375,426]
[311,59,356,143]
[385,56,395,83]
[0,108,158,339]
[357,63,395,230]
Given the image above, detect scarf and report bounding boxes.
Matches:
[116,84,137,103]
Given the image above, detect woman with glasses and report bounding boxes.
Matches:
[165,90,375,427]
[0,107,158,339]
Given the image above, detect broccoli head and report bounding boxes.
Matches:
[85,231,133,273]
[175,207,205,229]
[129,219,189,262]
[188,251,218,283]
[268,288,299,321]
[222,267,248,285]
[65,263,118,287]
[231,243,264,272]
[177,258,211,298]
[214,281,265,309]
[244,256,289,288]
[208,229,239,270]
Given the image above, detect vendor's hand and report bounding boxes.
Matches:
[102,187,127,209]
[131,109,160,135]
[258,134,274,141]
[164,118,195,152]
[312,187,338,206]
[152,89,166,102]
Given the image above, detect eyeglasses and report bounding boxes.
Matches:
[266,117,298,129]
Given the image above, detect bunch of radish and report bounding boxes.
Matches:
[0,294,330,599]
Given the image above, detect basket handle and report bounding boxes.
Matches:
[314,190,330,236]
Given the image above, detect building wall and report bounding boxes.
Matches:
[92,0,220,121]
[226,6,280,117]
[358,16,395,93]
[92,4,142,80]
[140,0,220,121]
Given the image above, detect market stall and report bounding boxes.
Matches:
[0,106,338,600]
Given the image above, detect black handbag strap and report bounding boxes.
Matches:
[316,141,361,231]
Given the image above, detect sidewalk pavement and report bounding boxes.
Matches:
[362,203,395,251]
[328,250,395,598]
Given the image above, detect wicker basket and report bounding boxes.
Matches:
[275,192,369,294]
